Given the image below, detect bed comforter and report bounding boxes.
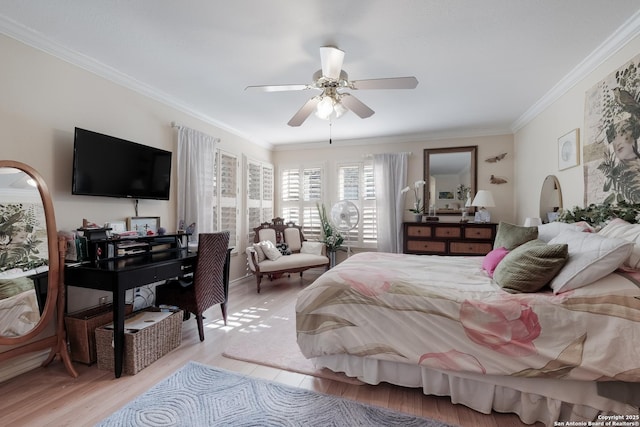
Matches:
[296,252,640,383]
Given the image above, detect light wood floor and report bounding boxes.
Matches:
[0,270,538,427]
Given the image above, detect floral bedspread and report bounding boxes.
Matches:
[296,252,640,381]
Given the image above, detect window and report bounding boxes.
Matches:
[246,157,274,245]
[280,166,323,240]
[212,150,239,251]
[337,163,377,247]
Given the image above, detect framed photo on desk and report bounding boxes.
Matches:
[127,216,160,234]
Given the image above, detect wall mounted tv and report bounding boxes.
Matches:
[72,127,172,200]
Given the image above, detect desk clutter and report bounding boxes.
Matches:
[95,307,183,375]
[59,218,187,263]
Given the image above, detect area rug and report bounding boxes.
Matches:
[222,303,363,384]
[96,362,451,427]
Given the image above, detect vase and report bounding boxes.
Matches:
[328,251,336,268]
[414,214,422,223]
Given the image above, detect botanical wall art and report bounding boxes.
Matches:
[584,53,640,204]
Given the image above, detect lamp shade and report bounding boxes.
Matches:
[471,190,495,208]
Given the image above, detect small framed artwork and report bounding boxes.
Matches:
[127,216,160,234]
[438,191,454,200]
[558,128,580,170]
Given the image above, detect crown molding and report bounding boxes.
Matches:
[0,15,273,150]
[511,9,640,132]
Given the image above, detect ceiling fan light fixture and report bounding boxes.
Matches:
[334,101,348,118]
[315,96,334,120]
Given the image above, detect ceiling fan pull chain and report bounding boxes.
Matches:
[329,120,332,144]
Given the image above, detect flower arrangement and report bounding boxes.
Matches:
[456,184,470,201]
[401,180,427,214]
[317,203,344,252]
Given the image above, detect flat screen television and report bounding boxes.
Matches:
[72,127,172,200]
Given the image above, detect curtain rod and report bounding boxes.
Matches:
[170,121,183,129]
[363,152,412,158]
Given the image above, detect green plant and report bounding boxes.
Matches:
[317,203,344,252]
[558,200,640,226]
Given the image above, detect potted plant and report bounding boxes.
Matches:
[401,180,426,222]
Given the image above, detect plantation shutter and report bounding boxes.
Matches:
[280,166,323,239]
[218,151,238,250]
[337,163,377,247]
[246,158,274,245]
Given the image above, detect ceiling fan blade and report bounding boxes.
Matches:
[351,76,419,90]
[320,46,345,80]
[245,84,310,92]
[287,97,321,127]
[340,93,375,119]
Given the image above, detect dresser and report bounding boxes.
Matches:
[403,222,497,256]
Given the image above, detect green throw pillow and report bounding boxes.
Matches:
[493,239,568,293]
[493,221,538,250]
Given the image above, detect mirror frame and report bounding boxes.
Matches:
[0,160,76,377]
[423,146,478,216]
[540,175,563,223]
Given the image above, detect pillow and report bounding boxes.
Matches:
[262,244,282,261]
[537,221,591,243]
[0,276,36,300]
[252,243,266,263]
[493,222,538,250]
[493,239,569,293]
[548,230,634,293]
[481,247,509,278]
[300,241,324,256]
[597,218,640,270]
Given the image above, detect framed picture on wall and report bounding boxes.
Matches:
[558,128,580,170]
[438,191,454,200]
[127,216,160,234]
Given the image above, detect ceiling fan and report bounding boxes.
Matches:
[245,46,419,127]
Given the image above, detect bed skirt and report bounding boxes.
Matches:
[312,355,638,425]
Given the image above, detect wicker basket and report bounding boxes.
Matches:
[65,303,133,364]
[95,308,183,375]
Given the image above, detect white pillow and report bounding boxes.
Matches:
[252,243,266,263]
[597,218,640,270]
[537,222,589,243]
[548,230,633,293]
[300,241,323,256]
[262,244,282,261]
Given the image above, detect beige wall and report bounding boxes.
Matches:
[1,34,272,312]
[274,133,515,224]
[514,34,640,223]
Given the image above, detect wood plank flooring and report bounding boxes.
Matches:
[0,270,537,426]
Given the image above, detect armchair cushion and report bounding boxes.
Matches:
[300,241,324,256]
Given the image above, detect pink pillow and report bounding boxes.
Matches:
[482,247,509,278]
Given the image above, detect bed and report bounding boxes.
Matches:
[0,275,42,337]
[296,221,640,425]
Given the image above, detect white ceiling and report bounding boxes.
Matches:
[1,1,640,149]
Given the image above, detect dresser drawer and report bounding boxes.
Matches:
[406,240,446,253]
[434,227,461,238]
[450,242,493,255]
[406,225,432,238]
[464,227,494,240]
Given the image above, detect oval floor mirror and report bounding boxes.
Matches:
[0,160,77,378]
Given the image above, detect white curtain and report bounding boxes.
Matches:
[176,127,217,238]
[374,153,409,253]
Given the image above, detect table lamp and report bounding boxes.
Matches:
[471,190,495,223]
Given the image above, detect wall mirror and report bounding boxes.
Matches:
[540,175,563,223]
[0,160,76,377]
[423,146,477,216]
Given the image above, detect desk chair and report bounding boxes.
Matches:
[156,231,230,341]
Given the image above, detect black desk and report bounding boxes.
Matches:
[65,249,202,378]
